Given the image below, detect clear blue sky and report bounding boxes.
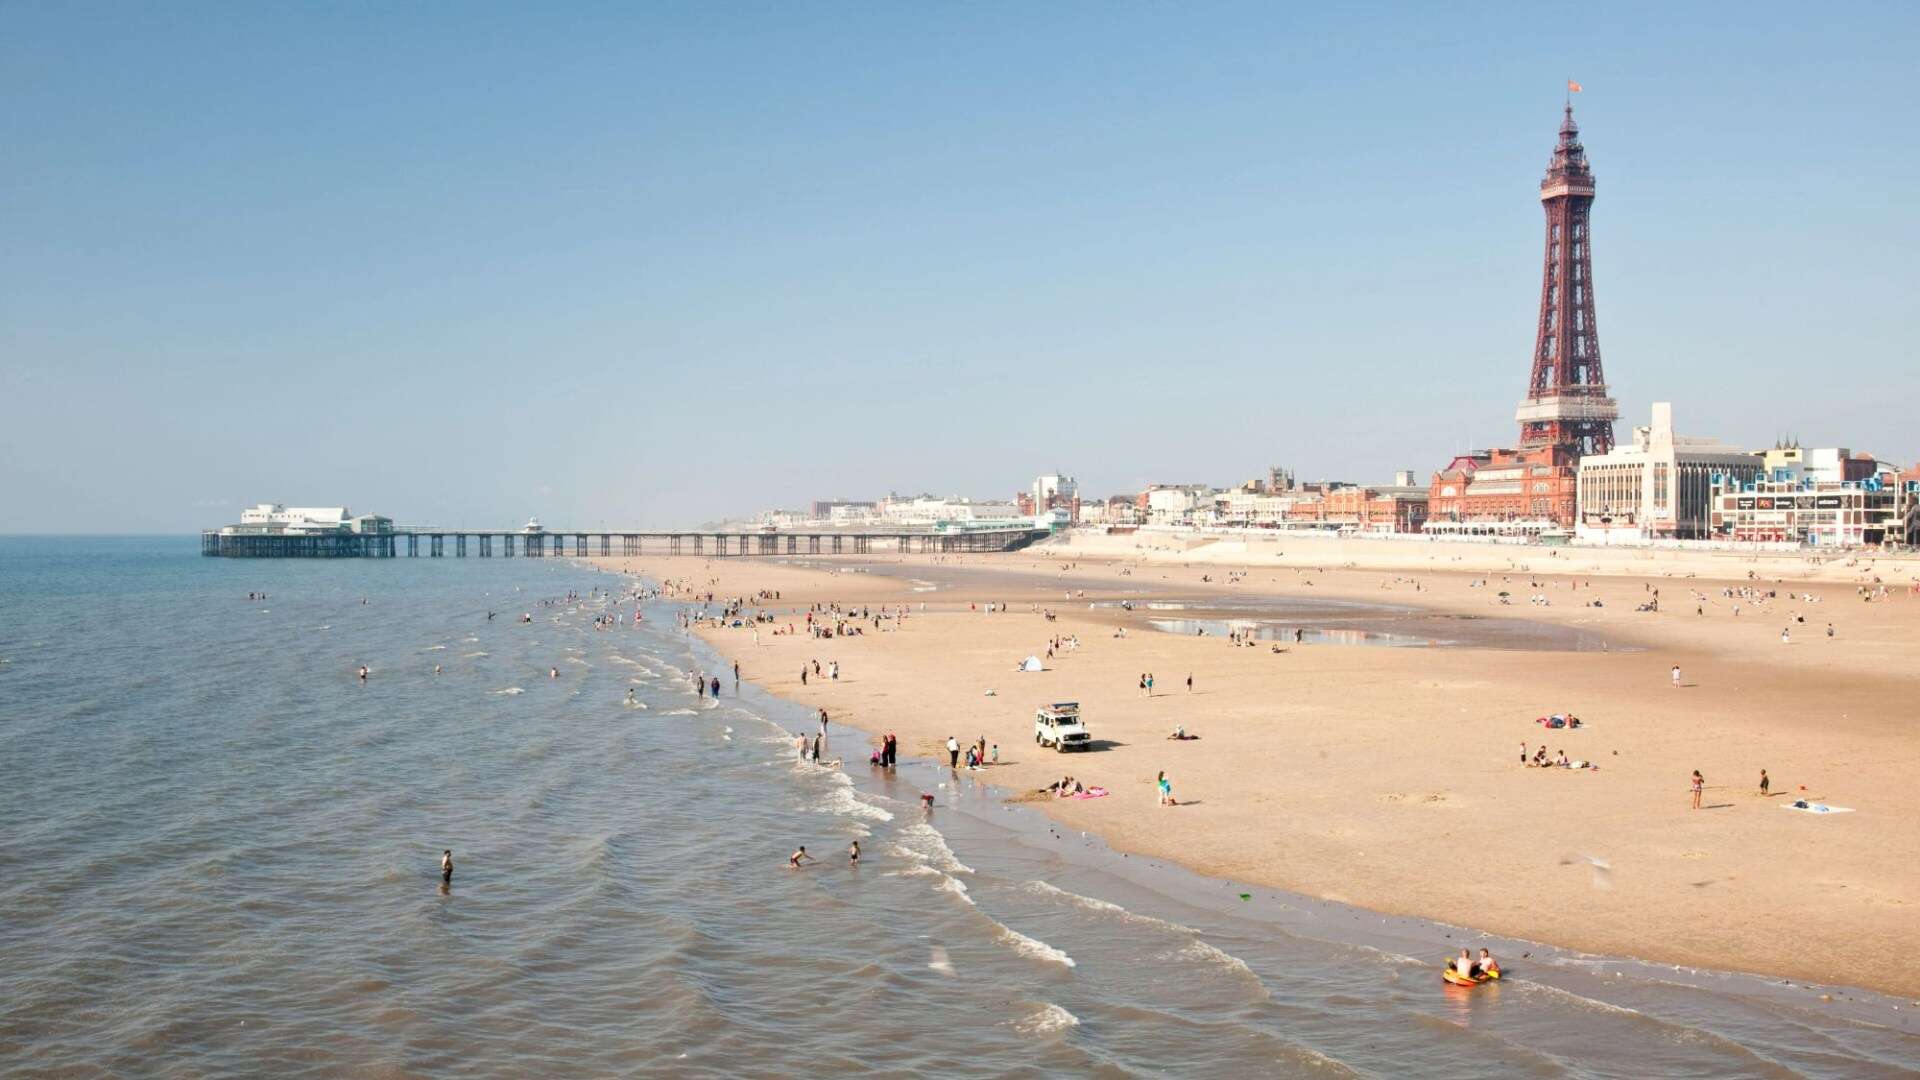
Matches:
[3,2,1913,532]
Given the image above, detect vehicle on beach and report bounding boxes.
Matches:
[1035,702,1091,751]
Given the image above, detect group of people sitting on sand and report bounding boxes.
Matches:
[1452,948,1500,980]
[1041,776,1084,797]
[1536,712,1581,729]
[1523,743,1592,770]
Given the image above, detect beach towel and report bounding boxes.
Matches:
[1069,787,1109,800]
[1782,801,1854,815]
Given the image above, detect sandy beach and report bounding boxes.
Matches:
[598,531,1920,999]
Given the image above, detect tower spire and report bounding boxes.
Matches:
[1516,102,1618,456]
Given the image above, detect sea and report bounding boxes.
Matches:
[2,536,1915,1078]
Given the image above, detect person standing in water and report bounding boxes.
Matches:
[848,840,860,867]
[789,846,814,869]
[440,850,453,884]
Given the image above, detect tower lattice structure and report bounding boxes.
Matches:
[1515,105,1618,456]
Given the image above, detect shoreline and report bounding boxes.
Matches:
[596,540,1920,999]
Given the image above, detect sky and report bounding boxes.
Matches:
[2,2,1914,532]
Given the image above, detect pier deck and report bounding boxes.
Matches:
[201,528,1048,559]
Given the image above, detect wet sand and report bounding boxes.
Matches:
[600,538,1920,999]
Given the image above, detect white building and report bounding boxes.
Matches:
[1575,404,1762,543]
[234,503,391,535]
[881,496,1025,526]
[1144,485,1213,525]
[1030,473,1079,517]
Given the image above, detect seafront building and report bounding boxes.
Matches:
[1709,474,1918,546]
[232,504,392,536]
[1573,404,1763,543]
[1754,445,1877,485]
[1017,474,1081,522]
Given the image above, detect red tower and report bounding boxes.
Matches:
[1515,105,1618,455]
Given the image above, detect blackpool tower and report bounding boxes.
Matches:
[1514,105,1618,455]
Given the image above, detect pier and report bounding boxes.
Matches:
[200,526,1049,559]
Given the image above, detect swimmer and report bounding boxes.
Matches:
[433,664,442,675]
[550,667,559,679]
[789,845,815,869]
[440,849,453,883]
[848,840,860,866]
[358,665,369,682]
[626,688,636,706]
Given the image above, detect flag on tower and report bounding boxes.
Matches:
[1567,80,1582,93]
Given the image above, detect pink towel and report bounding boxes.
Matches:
[1070,787,1109,799]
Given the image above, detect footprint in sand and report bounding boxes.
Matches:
[1380,793,1404,803]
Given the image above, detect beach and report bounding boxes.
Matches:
[603,530,1920,1000]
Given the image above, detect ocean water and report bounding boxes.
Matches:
[1,536,1915,1078]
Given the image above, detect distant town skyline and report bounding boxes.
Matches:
[3,4,1914,533]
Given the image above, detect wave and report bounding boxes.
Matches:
[891,822,973,874]
[1009,1002,1079,1036]
[423,645,447,652]
[566,657,590,667]
[934,874,975,906]
[662,708,696,716]
[996,926,1075,968]
[1174,939,1259,980]
[1021,880,1195,934]
[492,687,525,696]
[820,785,894,824]
[464,651,488,658]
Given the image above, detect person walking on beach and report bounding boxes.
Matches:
[1138,674,1147,698]
[1157,771,1174,806]
[440,850,454,884]
[801,665,808,686]
[1671,664,1682,690]
[1690,770,1705,810]
[946,736,960,769]
[1147,673,1154,696]
[1185,673,1192,694]
[1759,769,1770,796]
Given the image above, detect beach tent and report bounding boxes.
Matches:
[1018,656,1045,672]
